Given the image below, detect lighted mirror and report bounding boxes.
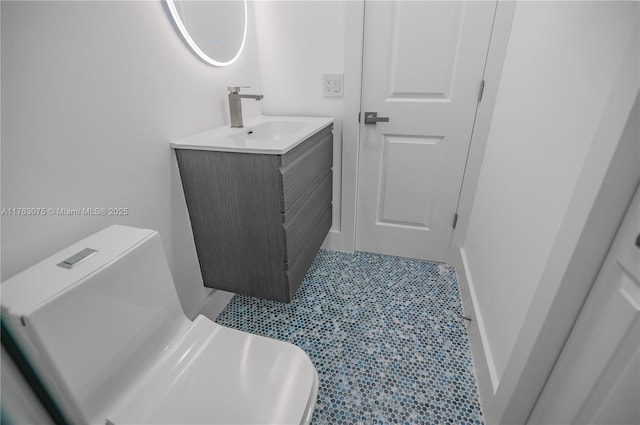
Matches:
[166,0,247,66]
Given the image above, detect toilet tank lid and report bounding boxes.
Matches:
[1,225,156,319]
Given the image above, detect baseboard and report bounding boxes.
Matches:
[322,228,355,253]
[453,247,499,425]
[194,289,236,321]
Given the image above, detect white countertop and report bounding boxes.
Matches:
[170,115,334,155]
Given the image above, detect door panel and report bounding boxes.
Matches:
[377,135,441,229]
[356,1,496,261]
[529,187,640,424]
[387,1,463,99]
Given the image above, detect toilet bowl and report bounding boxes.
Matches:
[1,225,318,424]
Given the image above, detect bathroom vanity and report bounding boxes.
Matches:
[172,116,333,303]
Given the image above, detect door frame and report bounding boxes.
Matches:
[321,0,364,252]
[326,0,515,255]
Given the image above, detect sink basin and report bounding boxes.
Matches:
[231,121,306,142]
[170,115,334,155]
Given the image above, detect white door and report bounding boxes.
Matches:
[355,0,496,261]
[529,186,640,424]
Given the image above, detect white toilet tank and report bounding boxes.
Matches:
[1,225,192,424]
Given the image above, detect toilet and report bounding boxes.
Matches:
[1,225,319,424]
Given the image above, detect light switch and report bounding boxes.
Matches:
[323,73,343,97]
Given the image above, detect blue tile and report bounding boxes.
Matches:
[216,250,484,425]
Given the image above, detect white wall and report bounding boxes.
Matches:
[462,0,639,388]
[253,0,348,246]
[1,0,264,318]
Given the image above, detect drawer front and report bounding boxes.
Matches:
[280,124,333,167]
[282,171,332,260]
[285,205,332,299]
[279,128,333,211]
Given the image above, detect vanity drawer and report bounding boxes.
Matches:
[282,171,332,260]
[280,124,333,167]
[285,205,332,298]
[279,127,333,211]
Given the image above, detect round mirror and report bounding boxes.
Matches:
[166,0,247,67]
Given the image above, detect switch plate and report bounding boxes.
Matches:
[323,73,343,97]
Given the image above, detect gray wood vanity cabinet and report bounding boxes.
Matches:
[175,124,333,303]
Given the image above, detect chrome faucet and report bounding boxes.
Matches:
[228,86,263,128]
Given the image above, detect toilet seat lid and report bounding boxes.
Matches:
[105,316,317,425]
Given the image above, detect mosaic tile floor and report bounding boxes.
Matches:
[216,250,484,425]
